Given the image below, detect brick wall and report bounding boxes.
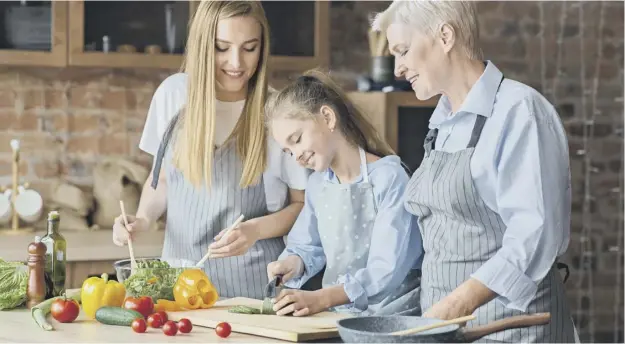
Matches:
[0,1,622,341]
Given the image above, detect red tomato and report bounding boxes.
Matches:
[177,318,193,333]
[162,320,178,336]
[147,313,164,328]
[50,298,80,323]
[123,296,154,318]
[131,318,147,333]
[215,322,231,338]
[156,311,168,322]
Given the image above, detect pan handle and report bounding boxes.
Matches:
[461,312,551,342]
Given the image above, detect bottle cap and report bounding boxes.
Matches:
[48,210,60,221]
[34,235,41,243]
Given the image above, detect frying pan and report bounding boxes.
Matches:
[336,312,551,343]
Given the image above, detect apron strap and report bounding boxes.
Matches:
[150,113,181,189]
[466,115,488,149]
[556,261,570,284]
[358,147,369,183]
[465,74,505,149]
[423,128,439,157]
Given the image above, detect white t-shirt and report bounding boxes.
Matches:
[139,73,311,212]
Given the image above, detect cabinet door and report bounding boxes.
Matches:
[262,0,329,71]
[68,0,193,69]
[0,1,67,67]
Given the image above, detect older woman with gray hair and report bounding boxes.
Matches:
[373,1,578,342]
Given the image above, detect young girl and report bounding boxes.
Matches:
[264,70,423,316]
[111,1,310,300]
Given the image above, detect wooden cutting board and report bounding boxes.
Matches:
[167,297,351,342]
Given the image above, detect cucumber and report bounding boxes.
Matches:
[95,307,144,326]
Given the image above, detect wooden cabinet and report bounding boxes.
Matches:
[66,260,118,289]
[263,0,329,71]
[347,92,440,173]
[0,0,329,71]
[68,1,194,69]
[0,1,67,67]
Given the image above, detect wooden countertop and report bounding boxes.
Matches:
[0,230,165,262]
[0,308,287,343]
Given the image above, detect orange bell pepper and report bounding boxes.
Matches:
[154,299,185,312]
[173,268,219,310]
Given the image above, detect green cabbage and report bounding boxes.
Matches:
[0,259,28,310]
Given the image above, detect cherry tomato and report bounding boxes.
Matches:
[50,297,80,323]
[131,318,147,333]
[215,322,231,338]
[147,313,164,328]
[177,318,193,333]
[123,296,154,318]
[156,310,168,322]
[162,320,178,336]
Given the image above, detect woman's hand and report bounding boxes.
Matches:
[112,215,149,246]
[423,278,495,320]
[267,255,305,283]
[422,294,474,321]
[272,289,327,316]
[208,220,261,258]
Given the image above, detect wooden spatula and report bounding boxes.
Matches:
[196,214,244,267]
[390,314,476,336]
[119,200,138,274]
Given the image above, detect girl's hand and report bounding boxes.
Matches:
[209,220,261,258]
[267,255,305,283]
[272,289,327,316]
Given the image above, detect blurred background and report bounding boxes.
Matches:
[0,1,622,342]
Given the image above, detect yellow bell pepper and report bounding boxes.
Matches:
[173,268,219,310]
[81,273,126,319]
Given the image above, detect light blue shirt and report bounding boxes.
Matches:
[429,61,571,312]
[280,155,423,312]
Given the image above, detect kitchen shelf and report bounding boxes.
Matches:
[0,0,329,72]
[0,1,67,67]
[68,0,193,69]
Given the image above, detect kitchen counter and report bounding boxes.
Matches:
[0,308,287,343]
[0,230,164,262]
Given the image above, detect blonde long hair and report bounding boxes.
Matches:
[173,1,270,188]
[265,69,395,159]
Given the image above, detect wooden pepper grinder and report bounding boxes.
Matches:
[27,236,46,309]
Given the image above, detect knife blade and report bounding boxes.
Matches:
[264,274,283,299]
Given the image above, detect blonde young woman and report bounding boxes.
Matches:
[374,1,578,342]
[111,1,310,300]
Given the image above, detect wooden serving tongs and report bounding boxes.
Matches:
[119,200,138,274]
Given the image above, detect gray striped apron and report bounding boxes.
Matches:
[404,76,576,342]
[316,147,421,316]
[151,114,284,300]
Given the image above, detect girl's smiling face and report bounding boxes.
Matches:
[270,106,339,172]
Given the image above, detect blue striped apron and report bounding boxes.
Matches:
[151,114,284,300]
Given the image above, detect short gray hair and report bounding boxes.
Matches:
[372,0,483,60]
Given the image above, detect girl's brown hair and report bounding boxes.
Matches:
[265,69,395,158]
[173,1,270,188]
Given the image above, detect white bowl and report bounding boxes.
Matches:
[14,188,43,223]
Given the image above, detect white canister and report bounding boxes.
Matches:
[14,187,43,223]
[0,192,11,225]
